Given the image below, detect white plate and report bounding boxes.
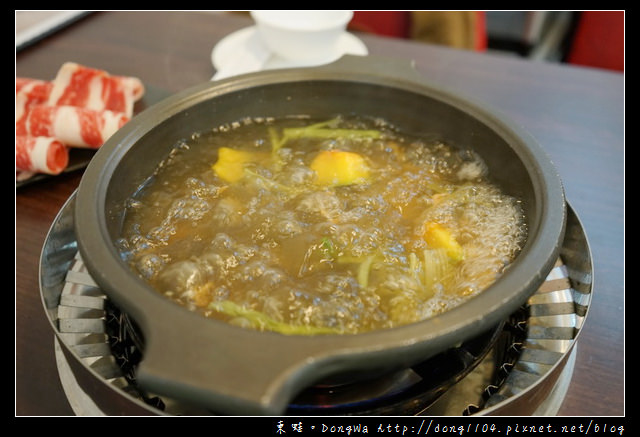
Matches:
[211,26,368,80]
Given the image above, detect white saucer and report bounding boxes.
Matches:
[211,26,368,80]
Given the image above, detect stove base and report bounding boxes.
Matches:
[54,335,577,416]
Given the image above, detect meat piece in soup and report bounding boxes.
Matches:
[118,116,527,335]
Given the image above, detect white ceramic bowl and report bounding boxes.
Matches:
[250,10,353,62]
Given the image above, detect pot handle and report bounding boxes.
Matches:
[134,307,333,415]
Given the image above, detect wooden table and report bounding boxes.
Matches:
[16,11,624,417]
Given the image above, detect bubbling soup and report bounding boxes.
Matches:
[118,116,527,335]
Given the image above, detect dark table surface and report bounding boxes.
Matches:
[16,11,624,417]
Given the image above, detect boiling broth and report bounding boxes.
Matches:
[118,116,526,334]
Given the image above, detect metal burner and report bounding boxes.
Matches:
[40,193,592,416]
[286,315,518,416]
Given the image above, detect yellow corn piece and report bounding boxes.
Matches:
[212,147,259,183]
[423,222,464,261]
[310,150,370,187]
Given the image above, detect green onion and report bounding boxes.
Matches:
[357,255,376,289]
[270,118,383,153]
[423,248,449,295]
[282,127,382,141]
[209,300,341,335]
[409,252,420,281]
[268,127,286,155]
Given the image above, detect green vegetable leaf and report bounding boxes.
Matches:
[320,237,337,258]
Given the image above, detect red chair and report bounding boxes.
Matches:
[349,11,411,38]
[474,11,487,52]
[566,11,624,72]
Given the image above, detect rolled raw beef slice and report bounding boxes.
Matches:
[15,78,53,125]
[24,105,129,148]
[47,62,143,118]
[16,77,52,96]
[15,135,69,175]
[113,74,145,102]
[16,170,36,182]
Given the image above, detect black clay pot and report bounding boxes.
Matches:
[74,56,566,415]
